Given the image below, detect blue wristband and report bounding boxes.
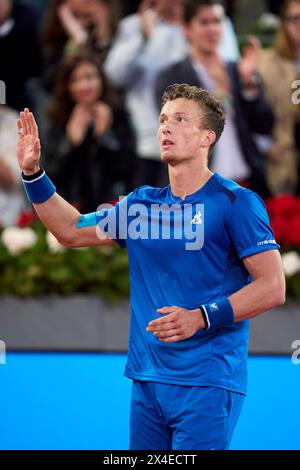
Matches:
[22,169,56,204]
[200,297,234,330]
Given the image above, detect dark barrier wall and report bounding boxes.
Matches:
[0,296,299,354]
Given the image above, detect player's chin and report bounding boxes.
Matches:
[161,150,176,164]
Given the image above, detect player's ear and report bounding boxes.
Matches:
[201,130,216,149]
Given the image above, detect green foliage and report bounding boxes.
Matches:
[0,224,130,302]
[0,223,299,301]
[286,272,300,299]
[238,13,280,50]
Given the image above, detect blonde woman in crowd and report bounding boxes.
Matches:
[42,51,136,212]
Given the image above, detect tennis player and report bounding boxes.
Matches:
[17,84,285,450]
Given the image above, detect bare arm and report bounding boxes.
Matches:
[146,250,285,343]
[31,192,113,247]
[17,109,113,248]
[229,249,286,321]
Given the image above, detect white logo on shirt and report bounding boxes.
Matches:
[191,211,202,225]
[210,303,218,310]
[257,240,276,246]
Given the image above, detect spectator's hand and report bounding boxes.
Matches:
[0,160,16,191]
[92,102,113,138]
[17,109,41,176]
[139,0,158,39]
[146,306,206,343]
[58,1,88,44]
[66,105,91,145]
[238,36,261,85]
[89,1,111,46]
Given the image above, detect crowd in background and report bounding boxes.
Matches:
[0,0,300,227]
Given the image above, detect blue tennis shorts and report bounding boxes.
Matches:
[130,380,245,450]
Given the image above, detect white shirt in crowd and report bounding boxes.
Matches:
[105,13,240,161]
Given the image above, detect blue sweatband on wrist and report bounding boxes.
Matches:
[22,169,56,204]
[200,297,234,330]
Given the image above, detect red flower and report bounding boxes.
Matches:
[266,194,300,218]
[269,215,286,245]
[17,211,37,228]
[109,198,119,206]
[265,195,300,219]
[283,215,300,247]
[266,195,300,248]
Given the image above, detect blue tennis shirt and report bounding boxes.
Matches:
[79,173,279,394]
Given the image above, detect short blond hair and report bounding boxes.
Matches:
[162,83,225,147]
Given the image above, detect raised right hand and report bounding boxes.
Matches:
[17,108,41,176]
[139,0,158,39]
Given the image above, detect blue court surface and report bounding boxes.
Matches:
[0,353,299,450]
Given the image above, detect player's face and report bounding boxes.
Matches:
[184,5,223,54]
[158,98,209,164]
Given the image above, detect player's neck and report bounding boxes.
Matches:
[168,163,213,200]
